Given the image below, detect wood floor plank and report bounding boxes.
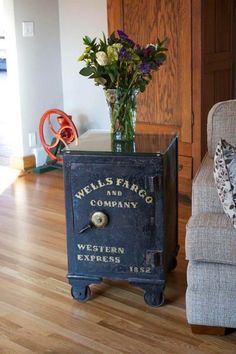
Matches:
[0,168,235,354]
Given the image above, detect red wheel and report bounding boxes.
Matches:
[39,109,78,163]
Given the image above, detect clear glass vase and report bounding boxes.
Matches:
[104,88,139,142]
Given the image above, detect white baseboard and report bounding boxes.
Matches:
[32,147,47,167]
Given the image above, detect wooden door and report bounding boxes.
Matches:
[203,0,234,152]
[107,0,193,199]
[192,0,234,173]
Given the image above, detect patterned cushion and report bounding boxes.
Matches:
[214,139,236,229]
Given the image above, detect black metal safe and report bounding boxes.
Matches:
[63,131,178,307]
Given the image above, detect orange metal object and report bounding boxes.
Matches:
[39,109,78,163]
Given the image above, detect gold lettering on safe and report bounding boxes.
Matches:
[129,266,152,273]
[77,254,121,263]
[90,200,138,208]
[77,244,125,254]
[107,190,123,196]
[77,243,125,264]
[75,177,153,204]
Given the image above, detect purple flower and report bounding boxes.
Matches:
[144,47,152,57]
[118,47,128,60]
[138,62,151,74]
[117,30,129,40]
[117,29,135,48]
[118,47,133,61]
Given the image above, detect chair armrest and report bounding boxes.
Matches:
[192,153,222,215]
[207,100,236,158]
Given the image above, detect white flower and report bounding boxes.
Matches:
[96,51,108,66]
[94,77,107,86]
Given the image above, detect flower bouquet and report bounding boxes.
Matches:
[79,30,167,141]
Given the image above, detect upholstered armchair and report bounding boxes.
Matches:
[185,100,236,335]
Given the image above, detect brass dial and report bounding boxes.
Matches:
[91,211,108,228]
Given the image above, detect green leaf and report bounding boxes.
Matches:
[79,67,96,76]
[83,36,92,45]
[109,31,116,42]
[139,80,146,92]
[99,38,107,52]
[102,32,107,44]
[157,37,168,46]
[157,53,167,61]
[89,73,103,79]
[108,72,115,83]
[158,47,168,52]
[140,85,146,92]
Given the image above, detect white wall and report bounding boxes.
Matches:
[13,0,64,156]
[0,0,4,32]
[3,0,108,161]
[59,0,109,134]
[3,0,23,156]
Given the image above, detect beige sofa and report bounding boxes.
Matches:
[185,100,236,334]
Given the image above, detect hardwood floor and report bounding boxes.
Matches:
[0,169,235,353]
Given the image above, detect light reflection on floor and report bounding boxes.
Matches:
[0,165,20,194]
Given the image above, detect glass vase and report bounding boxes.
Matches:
[104,88,139,142]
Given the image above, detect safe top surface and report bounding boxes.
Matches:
[64,129,176,155]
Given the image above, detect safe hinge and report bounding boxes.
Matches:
[146,250,163,267]
[147,175,162,192]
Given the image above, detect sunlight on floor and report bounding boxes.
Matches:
[0,166,20,194]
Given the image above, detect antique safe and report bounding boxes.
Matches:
[63,130,178,307]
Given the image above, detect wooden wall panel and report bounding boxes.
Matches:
[136,122,192,157]
[203,0,215,54]
[215,0,233,52]
[178,178,192,201]
[178,0,192,143]
[122,0,192,143]
[201,73,214,157]
[178,156,192,180]
[123,0,178,126]
[214,70,233,102]
[192,0,202,175]
[201,0,234,160]
[107,0,123,34]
